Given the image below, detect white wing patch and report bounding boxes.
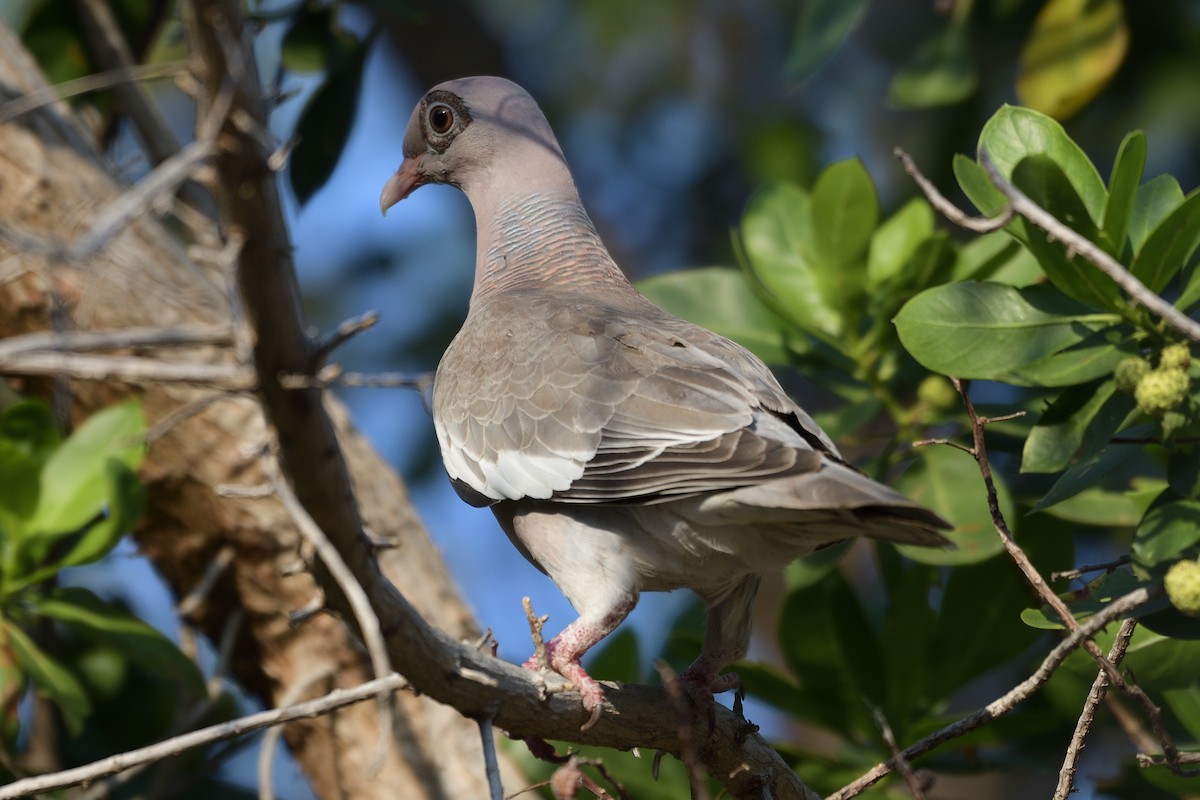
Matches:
[437,419,589,501]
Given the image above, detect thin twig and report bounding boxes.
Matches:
[948,377,1184,769]
[977,149,1200,342]
[479,716,504,800]
[894,147,1014,232]
[258,667,336,800]
[177,545,236,619]
[1052,556,1132,583]
[1054,618,1136,799]
[311,310,381,366]
[259,451,397,774]
[0,325,233,359]
[523,596,549,671]
[0,674,409,800]
[869,705,926,799]
[657,661,709,800]
[826,587,1153,800]
[0,350,254,388]
[278,367,433,391]
[0,62,187,125]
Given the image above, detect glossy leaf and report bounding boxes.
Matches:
[1101,130,1146,257]
[1022,379,1132,473]
[289,43,367,206]
[889,18,978,107]
[0,401,61,464]
[977,105,1108,223]
[38,588,205,697]
[281,5,338,73]
[739,183,841,340]
[0,439,39,524]
[1030,443,1137,513]
[57,460,146,570]
[1129,190,1200,294]
[894,444,1009,565]
[867,198,934,289]
[1064,623,1200,691]
[1128,174,1184,253]
[1037,486,1140,527]
[1012,154,1123,310]
[784,0,869,84]
[1016,0,1129,119]
[1004,325,1136,387]
[951,231,1040,285]
[1132,499,1200,567]
[28,401,145,539]
[4,619,90,735]
[639,267,793,365]
[894,281,1118,382]
[954,153,1008,218]
[810,158,875,320]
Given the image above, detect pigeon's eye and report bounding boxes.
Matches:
[428,103,455,135]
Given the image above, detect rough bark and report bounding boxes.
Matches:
[0,18,516,800]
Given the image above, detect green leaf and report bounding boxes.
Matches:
[977,105,1108,223]
[1015,0,1129,120]
[784,0,869,84]
[1021,569,1149,630]
[638,267,793,365]
[1011,154,1123,310]
[894,281,1119,383]
[1022,379,1132,473]
[289,43,367,206]
[1132,499,1200,567]
[36,588,205,697]
[281,5,338,73]
[0,401,61,464]
[739,183,841,340]
[1100,130,1146,257]
[894,444,1008,565]
[951,231,1040,285]
[867,198,934,289]
[1005,325,1136,386]
[954,153,1008,218]
[810,158,876,320]
[57,460,146,569]
[3,619,90,735]
[1163,685,1200,742]
[1030,443,1137,513]
[1065,623,1200,691]
[880,565,936,731]
[0,439,40,524]
[28,402,145,539]
[1129,190,1200,295]
[889,18,978,108]
[1179,258,1200,312]
[1129,174,1184,253]
[1037,486,1140,527]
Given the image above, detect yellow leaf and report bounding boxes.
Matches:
[1017,0,1129,119]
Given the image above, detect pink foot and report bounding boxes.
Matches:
[680,658,744,730]
[524,637,606,730]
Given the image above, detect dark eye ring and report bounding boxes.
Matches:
[428,103,455,135]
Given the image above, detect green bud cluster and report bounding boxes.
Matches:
[1164,559,1200,617]
[1115,344,1195,419]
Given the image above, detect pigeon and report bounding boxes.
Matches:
[381,76,951,727]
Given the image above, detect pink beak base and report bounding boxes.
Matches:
[379,157,424,216]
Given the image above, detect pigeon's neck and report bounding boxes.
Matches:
[469,192,635,305]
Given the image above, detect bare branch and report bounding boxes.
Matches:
[258,667,336,800]
[0,61,187,125]
[479,716,504,800]
[259,451,397,773]
[0,325,233,359]
[0,350,254,387]
[893,147,1014,232]
[0,674,410,800]
[312,310,381,366]
[977,149,1200,342]
[827,587,1154,800]
[1054,618,1136,799]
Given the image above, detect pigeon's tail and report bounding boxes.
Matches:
[699,459,954,549]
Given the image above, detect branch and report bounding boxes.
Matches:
[827,587,1154,800]
[893,148,1013,232]
[0,674,411,800]
[0,350,254,388]
[0,61,187,125]
[1054,618,1136,799]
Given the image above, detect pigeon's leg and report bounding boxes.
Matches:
[525,595,636,724]
[682,575,761,721]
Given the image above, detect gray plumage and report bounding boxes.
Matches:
[382,76,951,724]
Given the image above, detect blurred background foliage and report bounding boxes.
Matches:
[3,0,1200,797]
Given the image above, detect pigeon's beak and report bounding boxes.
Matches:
[379,156,425,216]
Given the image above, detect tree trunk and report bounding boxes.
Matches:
[0,18,518,799]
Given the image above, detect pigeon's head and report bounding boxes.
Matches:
[380,76,569,216]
